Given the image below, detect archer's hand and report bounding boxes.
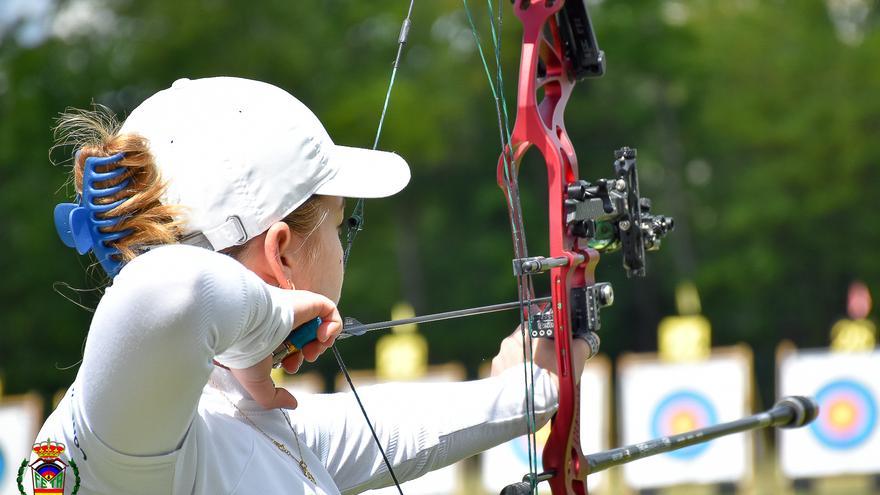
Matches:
[230,290,342,410]
[490,326,590,386]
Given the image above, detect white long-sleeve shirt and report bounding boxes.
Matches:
[34,244,558,494]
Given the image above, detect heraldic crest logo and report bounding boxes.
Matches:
[17,439,80,495]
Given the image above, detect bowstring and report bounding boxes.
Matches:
[344,1,416,264]
[485,2,541,489]
[337,2,417,494]
[463,0,540,491]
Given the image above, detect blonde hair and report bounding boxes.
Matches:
[54,106,184,263]
[54,104,328,267]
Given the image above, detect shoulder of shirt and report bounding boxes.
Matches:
[106,244,255,298]
[122,244,242,276]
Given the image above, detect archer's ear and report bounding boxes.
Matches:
[263,222,298,286]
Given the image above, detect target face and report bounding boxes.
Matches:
[810,379,877,450]
[651,390,718,460]
[0,444,5,485]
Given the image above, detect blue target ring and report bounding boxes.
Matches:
[0,444,5,485]
[809,379,877,450]
[510,424,551,470]
[511,436,542,471]
[651,390,718,460]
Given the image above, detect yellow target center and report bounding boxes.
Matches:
[536,421,552,445]
[671,412,697,434]
[829,401,856,428]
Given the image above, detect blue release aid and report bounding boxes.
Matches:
[287,317,321,351]
[272,317,322,368]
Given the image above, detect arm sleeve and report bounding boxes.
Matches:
[77,244,298,456]
[291,365,558,494]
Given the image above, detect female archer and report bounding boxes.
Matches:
[35,76,589,494]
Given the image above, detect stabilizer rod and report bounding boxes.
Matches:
[585,395,818,474]
[503,396,817,494]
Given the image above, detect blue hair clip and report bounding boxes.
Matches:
[54,152,132,277]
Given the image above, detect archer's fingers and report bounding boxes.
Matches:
[572,337,590,361]
[292,291,342,331]
[300,318,340,363]
[315,316,342,343]
[567,337,591,384]
[301,340,331,362]
[236,374,298,410]
[281,352,304,374]
[230,356,298,410]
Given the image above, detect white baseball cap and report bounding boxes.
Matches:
[119,76,410,251]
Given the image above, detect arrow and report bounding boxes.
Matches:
[339,296,553,340]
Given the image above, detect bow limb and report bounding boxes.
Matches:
[497,1,596,494]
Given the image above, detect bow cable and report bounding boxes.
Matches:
[463,1,542,491]
[335,2,417,494]
[344,0,416,266]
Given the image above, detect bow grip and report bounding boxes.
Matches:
[271,317,321,368]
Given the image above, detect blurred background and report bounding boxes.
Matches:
[0,0,878,493]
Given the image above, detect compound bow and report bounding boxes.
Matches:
[476,1,673,494]
[333,1,673,495]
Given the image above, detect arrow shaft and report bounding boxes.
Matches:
[340,296,552,339]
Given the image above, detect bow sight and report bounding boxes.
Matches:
[512,147,674,342]
[568,147,675,278]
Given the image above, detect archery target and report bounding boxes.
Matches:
[618,347,752,490]
[810,379,876,450]
[0,395,43,495]
[650,390,719,460]
[480,356,611,494]
[778,348,880,478]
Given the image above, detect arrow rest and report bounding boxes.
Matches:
[520,284,609,340]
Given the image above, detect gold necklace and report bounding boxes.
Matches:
[211,379,317,484]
